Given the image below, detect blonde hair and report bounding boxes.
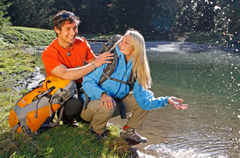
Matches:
[125,30,152,89]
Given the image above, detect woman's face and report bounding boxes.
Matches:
[119,34,133,60]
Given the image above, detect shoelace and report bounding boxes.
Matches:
[129,132,142,142]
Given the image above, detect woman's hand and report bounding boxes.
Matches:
[94,52,114,67]
[168,97,189,110]
[101,92,116,109]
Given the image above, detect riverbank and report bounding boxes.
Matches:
[22,41,239,55]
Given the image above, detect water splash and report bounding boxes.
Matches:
[145,144,212,158]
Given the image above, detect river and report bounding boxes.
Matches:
[109,50,240,157]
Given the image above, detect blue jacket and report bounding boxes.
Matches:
[82,46,169,110]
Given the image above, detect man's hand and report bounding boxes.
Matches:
[101,92,116,109]
[168,97,189,110]
[94,52,114,67]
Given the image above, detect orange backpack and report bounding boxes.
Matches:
[8,75,77,134]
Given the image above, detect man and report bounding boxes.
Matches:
[42,10,113,126]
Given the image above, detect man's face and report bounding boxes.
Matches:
[55,21,78,48]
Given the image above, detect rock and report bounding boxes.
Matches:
[12,67,45,92]
[26,67,45,90]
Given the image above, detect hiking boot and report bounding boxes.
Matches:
[120,126,148,143]
[63,119,79,127]
[91,128,107,140]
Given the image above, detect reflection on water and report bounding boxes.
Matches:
[110,50,240,157]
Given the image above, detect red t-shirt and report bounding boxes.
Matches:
[42,37,95,83]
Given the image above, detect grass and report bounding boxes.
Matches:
[1,123,130,157]
[1,26,114,47]
[0,48,35,73]
[1,26,56,47]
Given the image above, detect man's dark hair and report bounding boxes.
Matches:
[53,10,80,35]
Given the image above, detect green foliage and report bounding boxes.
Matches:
[229,0,240,36]
[109,0,156,35]
[0,0,11,32]
[4,0,240,41]
[74,0,114,34]
[175,0,216,32]
[6,0,55,29]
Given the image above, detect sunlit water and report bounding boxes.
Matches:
[109,50,240,157]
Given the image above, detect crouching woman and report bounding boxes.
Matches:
[80,29,189,143]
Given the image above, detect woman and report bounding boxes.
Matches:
[81,29,189,143]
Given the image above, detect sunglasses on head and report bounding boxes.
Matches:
[56,13,75,23]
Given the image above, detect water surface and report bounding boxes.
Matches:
[110,50,240,157]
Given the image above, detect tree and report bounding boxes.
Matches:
[109,0,157,38]
[6,0,58,29]
[76,0,113,34]
[195,0,215,31]
[4,0,238,40]
[227,0,240,36]
[0,0,11,33]
[6,0,115,34]
[213,0,240,37]
[175,0,216,32]
[151,0,180,40]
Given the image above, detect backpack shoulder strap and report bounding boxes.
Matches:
[99,48,118,85]
[127,70,137,91]
[99,47,137,87]
[40,106,64,128]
